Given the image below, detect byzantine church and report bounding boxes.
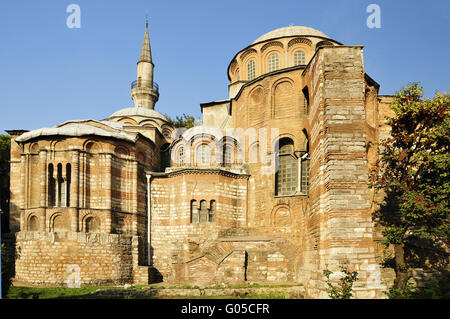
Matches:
[7,20,394,298]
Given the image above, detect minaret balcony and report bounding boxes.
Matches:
[131,80,159,93]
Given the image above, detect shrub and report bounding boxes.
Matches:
[323,265,359,299]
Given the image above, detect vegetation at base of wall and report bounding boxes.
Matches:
[6,283,304,299]
[385,268,450,299]
[323,265,359,299]
[0,134,11,233]
[1,243,13,297]
[6,286,126,299]
[373,83,449,296]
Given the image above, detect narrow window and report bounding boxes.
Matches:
[57,163,63,207]
[209,200,216,222]
[48,163,56,207]
[301,154,310,194]
[302,86,310,115]
[161,143,171,168]
[275,138,297,196]
[66,163,71,207]
[199,200,208,223]
[268,53,279,72]
[191,200,198,223]
[293,50,306,65]
[223,145,233,165]
[247,60,256,80]
[300,130,310,194]
[236,69,240,81]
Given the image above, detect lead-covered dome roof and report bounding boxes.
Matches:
[108,107,168,121]
[253,26,330,44]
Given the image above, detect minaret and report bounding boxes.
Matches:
[131,17,159,109]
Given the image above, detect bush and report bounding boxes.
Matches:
[323,265,359,299]
[385,268,449,299]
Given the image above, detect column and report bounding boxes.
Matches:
[104,153,113,234]
[131,160,138,213]
[79,152,86,208]
[39,150,47,207]
[104,154,112,210]
[70,150,80,232]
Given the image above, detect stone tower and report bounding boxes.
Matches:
[131,18,159,109]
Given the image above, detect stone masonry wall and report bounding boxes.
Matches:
[302,46,387,298]
[149,171,248,281]
[14,231,137,286]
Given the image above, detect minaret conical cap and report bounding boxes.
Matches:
[138,18,152,64]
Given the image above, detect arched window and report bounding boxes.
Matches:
[191,200,199,223]
[178,146,185,166]
[57,163,64,207]
[275,138,297,196]
[268,53,279,72]
[293,50,306,65]
[247,60,256,80]
[223,144,234,165]
[236,69,240,81]
[66,163,71,207]
[48,163,56,207]
[209,200,216,222]
[199,200,208,223]
[196,144,211,165]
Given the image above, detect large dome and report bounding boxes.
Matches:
[253,26,330,44]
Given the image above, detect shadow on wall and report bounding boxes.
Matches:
[1,233,16,297]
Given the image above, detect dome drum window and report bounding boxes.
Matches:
[247,60,256,81]
[293,50,306,66]
[178,146,185,166]
[195,143,214,165]
[268,53,279,72]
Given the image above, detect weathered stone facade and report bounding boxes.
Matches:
[7,24,397,298]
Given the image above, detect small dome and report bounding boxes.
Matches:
[15,120,136,143]
[109,107,168,121]
[253,26,330,44]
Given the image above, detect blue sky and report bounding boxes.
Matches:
[1,0,449,132]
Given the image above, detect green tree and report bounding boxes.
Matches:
[0,134,10,233]
[164,113,196,129]
[374,83,449,294]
